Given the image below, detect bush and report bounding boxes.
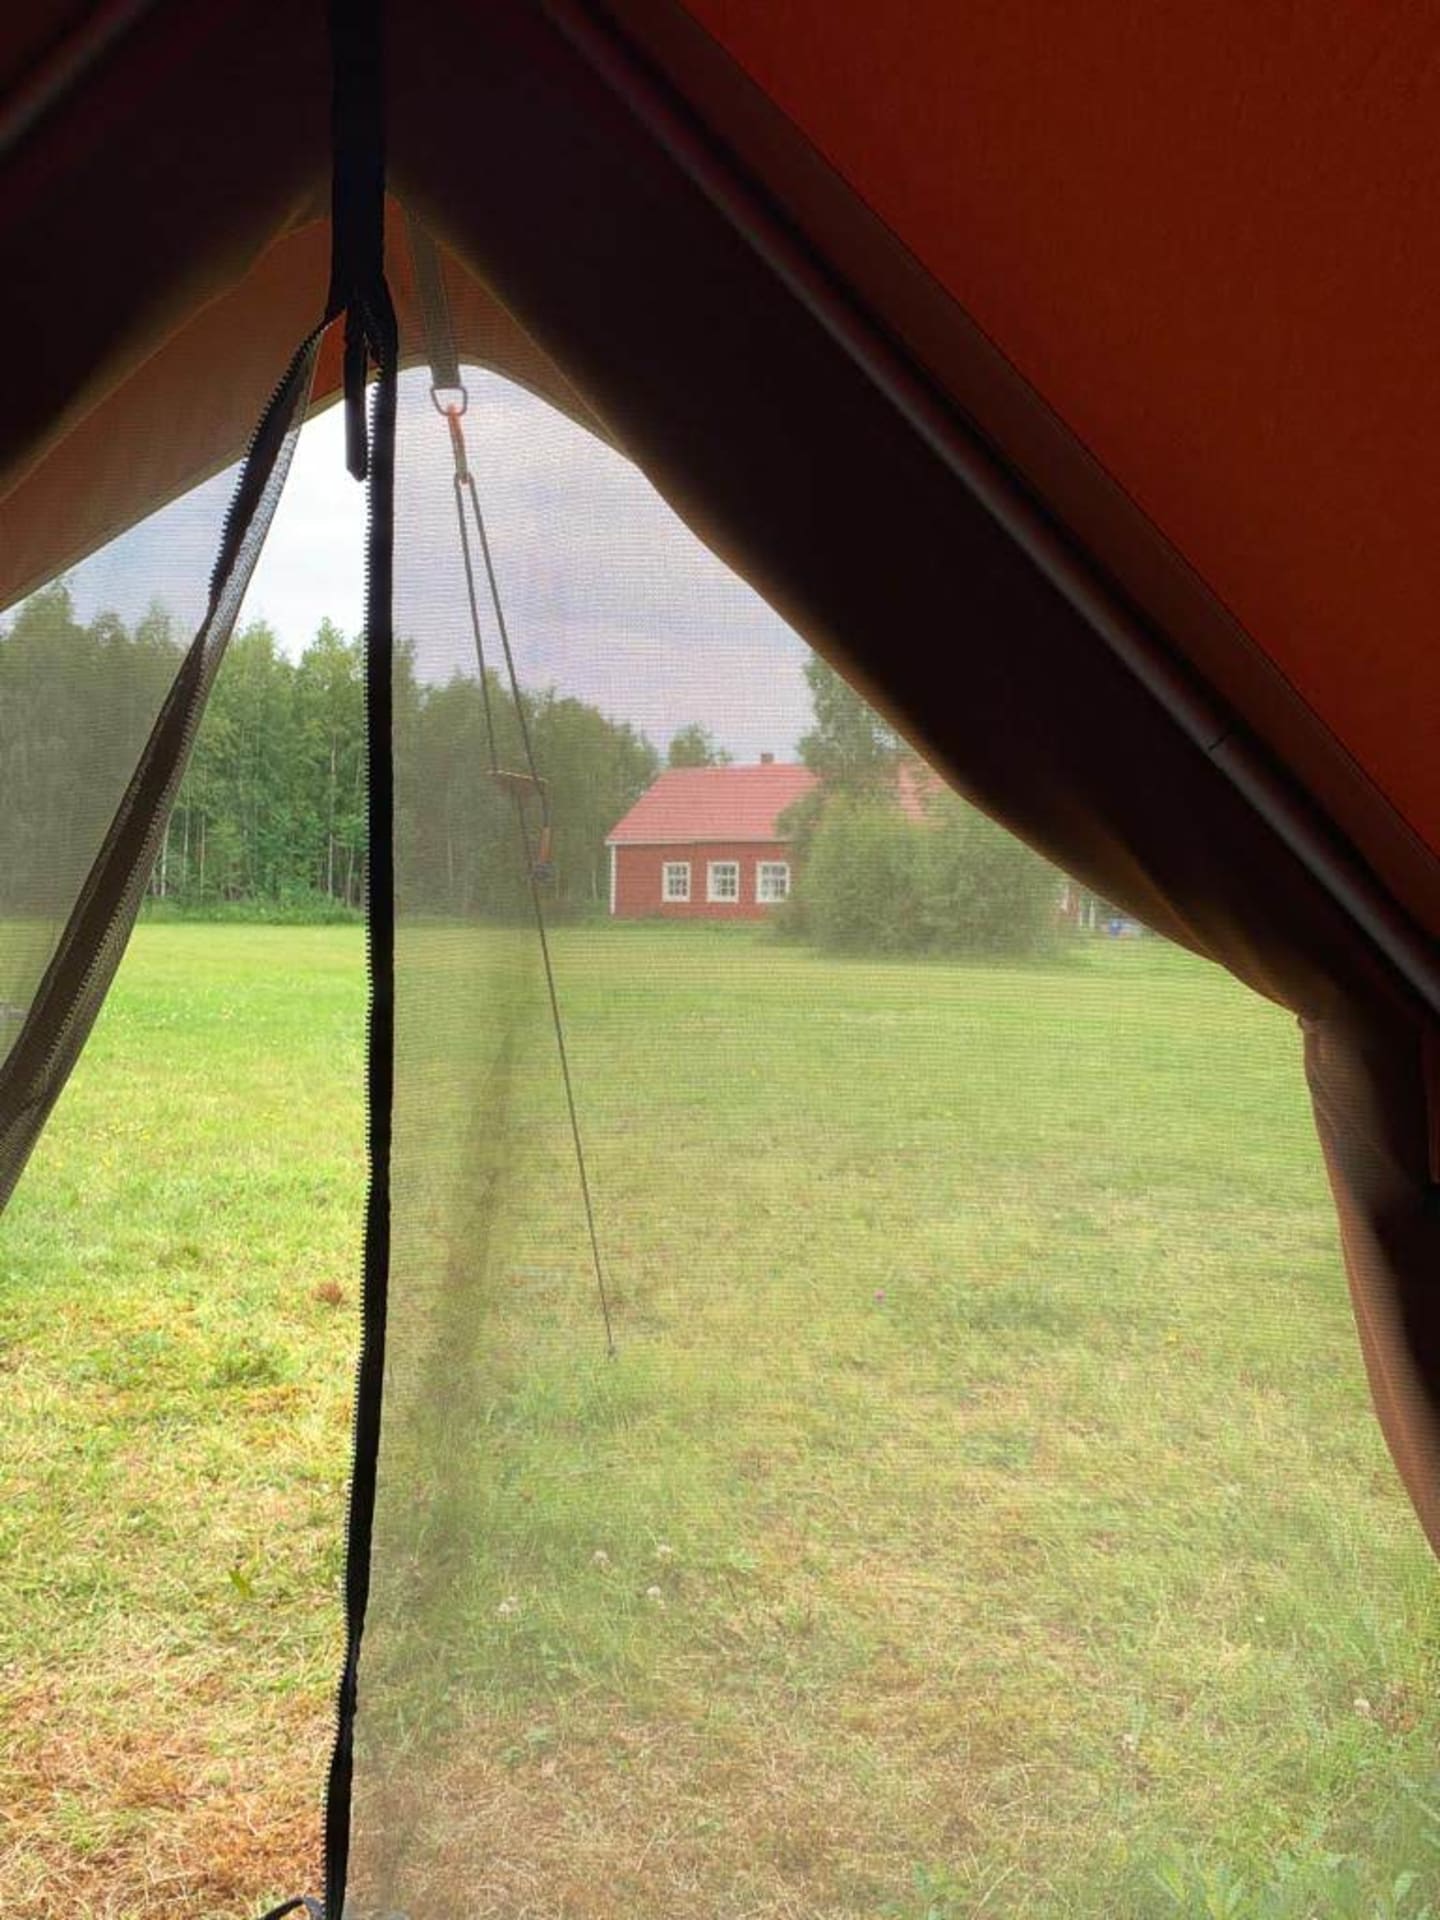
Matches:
[918,790,1058,957]
[800,787,1058,960]
[771,786,825,941]
[803,798,926,954]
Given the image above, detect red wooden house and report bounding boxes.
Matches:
[606,757,817,920]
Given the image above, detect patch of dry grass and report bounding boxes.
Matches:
[2,1671,324,1919]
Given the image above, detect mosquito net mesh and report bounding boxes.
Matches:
[0,343,315,1212]
[0,515,217,1024]
[2,297,1436,1920]
[333,355,1437,1914]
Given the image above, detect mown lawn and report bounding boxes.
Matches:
[1,923,1437,1919]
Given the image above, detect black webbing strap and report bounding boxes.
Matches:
[406,209,461,396]
[325,0,392,480]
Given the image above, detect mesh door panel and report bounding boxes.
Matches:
[0,480,233,1035]
[346,363,1438,1916]
[0,346,314,1207]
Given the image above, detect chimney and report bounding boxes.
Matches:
[760,752,774,765]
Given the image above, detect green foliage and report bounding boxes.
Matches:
[395,657,658,921]
[666,722,731,768]
[798,653,900,793]
[771,784,826,940]
[1147,1834,1438,1919]
[917,787,1059,956]
[790,657,1057,956]
[143,889,361,925]
[800,788,1059,958]
[0,583,179,917]
[0,593,658,924]
[172,616,363,910]
[803,796,924,953]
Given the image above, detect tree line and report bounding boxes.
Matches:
[0,585,659,921]
[2,585,1081,952]
[0,586,182,918]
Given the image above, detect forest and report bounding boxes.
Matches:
[0,584,659,922]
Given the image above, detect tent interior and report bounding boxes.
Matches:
[3,3,1439,1915]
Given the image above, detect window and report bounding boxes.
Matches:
[756,861,790,904]
[707,860,740,902]
[662,861,691,902]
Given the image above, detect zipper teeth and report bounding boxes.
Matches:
[325,379,376,1898]
[10,330,323,1136]
[323,297,397,1920]
[209,324,328,609]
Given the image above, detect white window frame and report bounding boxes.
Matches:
[662,860,691,903]
[755,860,791,904]
[706,860,740,904]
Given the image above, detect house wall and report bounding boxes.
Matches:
[611,841,794,920]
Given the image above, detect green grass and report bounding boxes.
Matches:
[2,924,1437,1918]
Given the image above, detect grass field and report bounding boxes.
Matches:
[2,923,1437,1919]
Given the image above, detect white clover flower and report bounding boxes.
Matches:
[497,1596,520,1619]
[645,1585,665,1604]
[592,1550,611,1568]
[655,1543,675,1561]
[1353,1695,1373,1718]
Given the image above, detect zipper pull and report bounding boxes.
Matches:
[343,309,369,482]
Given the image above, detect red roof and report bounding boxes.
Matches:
[607,762,818,845]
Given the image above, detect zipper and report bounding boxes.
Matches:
[321,283,398,1920]
[314,0,397,1903]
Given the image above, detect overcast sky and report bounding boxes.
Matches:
[61,370,813,764]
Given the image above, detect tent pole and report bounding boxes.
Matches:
[0,0,160,157]
[546,0,1440,1019]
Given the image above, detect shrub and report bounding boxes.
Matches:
[803,797,926,954]
[918,790,1058,957]
[771,785,825,941]
[143,886,362,925]
[799,786,1058,959]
